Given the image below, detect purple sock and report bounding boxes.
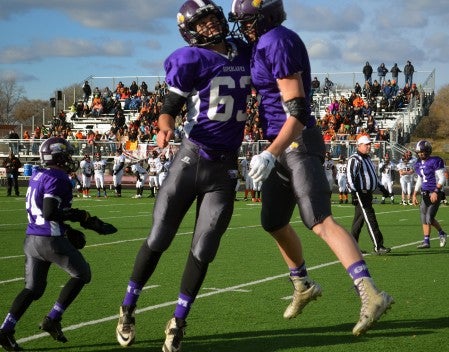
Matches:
[122,281,143,307]
[0,313,18,332]
[347,260,370,281]
[423,235,430,244]
[48,302,65,321]
[289,262,307,277]
[174,293,193,320]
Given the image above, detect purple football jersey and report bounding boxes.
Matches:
[250,25,315,140]
[25,167,73,237]
[414,156,445,191]
[164,38,251,152]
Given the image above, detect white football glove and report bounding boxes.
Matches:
[249,150,276,183]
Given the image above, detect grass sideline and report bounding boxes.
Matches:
[0,187,448,352]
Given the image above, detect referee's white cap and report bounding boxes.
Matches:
[357,135,372,145]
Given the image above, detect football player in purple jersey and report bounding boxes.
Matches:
[115,1,251,351]
[412,140,448,249]
[229,0,393,336]
[0,137,116,351]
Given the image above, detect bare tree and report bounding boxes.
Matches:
[0,78,24,124]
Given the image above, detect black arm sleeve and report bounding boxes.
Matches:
[160,91,187,117]
[43,197,89,222]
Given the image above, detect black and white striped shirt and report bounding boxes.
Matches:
[346,152,380,192]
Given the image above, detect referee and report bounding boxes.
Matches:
[347,135,391,254]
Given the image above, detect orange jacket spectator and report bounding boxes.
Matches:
[75,130,85,139]
[352,95,365,109]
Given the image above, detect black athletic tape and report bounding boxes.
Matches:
[284,97,308,126]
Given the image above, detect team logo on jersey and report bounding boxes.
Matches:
[181,156,191,164]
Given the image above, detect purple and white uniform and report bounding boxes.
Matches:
[250,25,330,231]
[146,38,251,262]
[414,155,446,224]
[26,168,73,237]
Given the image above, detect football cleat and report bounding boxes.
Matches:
[374,246,391,255]
[353,277,394,336]
[0,329,23,351]
[417,242,430,249]
[439,232,447,248]
[283,276,322,319]
[162,318,186,352]
[116,305,136,347]
[39,316,68,343]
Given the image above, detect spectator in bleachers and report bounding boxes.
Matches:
[383,80,395,103]
[363,80,372,99]
[323,77,334,96]
[311,76,320,95]
[129,81,139,96]
[390,63,401,83]
[139,81,149,96]
[377,63,388,85]
[371,79,381,97]
[82,81,92,103]
[354,82,362,95]
[404,60,414,86]
[363,62,373,84]
[328,98,339,115]
[352,94,365,116]
[7,129,20,155]
[366,114,377,134]
[91,95,104,117]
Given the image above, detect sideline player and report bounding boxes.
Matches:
[112,148,126,197]
[397,150,415,205]
[93,152,108,198]
[412,140,447,249]
[378,153,395,204]
[131,160,148,198]
[336,155,348,204]
[323,151,336,192]
[147,149,160,198]
[79,154,93,198]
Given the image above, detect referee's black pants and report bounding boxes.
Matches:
[351,191,385,250]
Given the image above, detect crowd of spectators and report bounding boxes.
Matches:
[5,69,423,161]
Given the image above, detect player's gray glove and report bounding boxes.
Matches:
[80,216,117,235]
[65,226,86,249]
[249,150,276,183]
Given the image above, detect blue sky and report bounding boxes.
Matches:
[1,0,448,101]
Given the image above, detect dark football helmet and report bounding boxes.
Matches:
[415,140,432,158]
[95,152,101,160]
[177,0,229,46]
[229,0,286,41]
[84,154,91,161]
[39,137,79,172]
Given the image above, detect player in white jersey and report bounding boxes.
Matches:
[113,148,126,197]
[131,160,148,198]
[146,150,160,198]
[397,150,415,205]
[79,154,93,198]
[378,153,396,204]
[93,152,108,198]
[156,153,171,186]
[323,151,336,193]
[240,152,254,201]
[335,156,348,204]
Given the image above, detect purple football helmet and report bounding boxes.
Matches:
[177,0,229,46]
[229,0,286,41]
[39,137,79,172]
[415,140,432,157]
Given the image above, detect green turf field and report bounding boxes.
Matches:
[1,188,448,352]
